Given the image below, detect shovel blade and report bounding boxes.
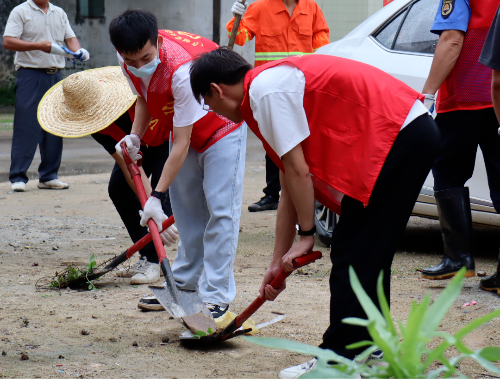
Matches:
[149,285,211,319]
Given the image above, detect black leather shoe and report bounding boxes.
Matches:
[248,195,279,212]
[421,255,475,280]
[480,273,499,294]
[421,187,475,280]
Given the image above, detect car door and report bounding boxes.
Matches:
[349,0,438,92]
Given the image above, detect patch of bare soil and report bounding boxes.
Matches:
[0,169,499,378]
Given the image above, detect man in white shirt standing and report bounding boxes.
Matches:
[108,10,246,318]
[3,0,89,192]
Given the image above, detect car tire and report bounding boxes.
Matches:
[314,201,337,247]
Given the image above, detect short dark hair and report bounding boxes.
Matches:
[109,9,158,55]
[190,48,253,103]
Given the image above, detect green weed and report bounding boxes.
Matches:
[246,267,500,378]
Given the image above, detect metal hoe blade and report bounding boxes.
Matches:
[149,285,211,320]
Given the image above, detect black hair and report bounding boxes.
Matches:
[109,9,158,54]
[190,48,253,103]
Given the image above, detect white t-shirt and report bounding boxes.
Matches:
[249,65,428,158]
[3,0,76,70]
[118,53,207,128]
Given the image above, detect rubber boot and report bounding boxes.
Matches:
[480,250,500,295]
[421,187,475,280]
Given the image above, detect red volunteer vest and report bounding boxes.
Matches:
[98,102,161,146]
[241,55,424,214]
[99,122,126,142]
[437,0,500,113]
[124,30,240,151]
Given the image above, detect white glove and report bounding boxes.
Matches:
[139,197,167,232]
[50,43,82,63]
[160,224,179,246]
[231,0,247,16]
[76,48,90,62]
[115,134,141,161]
[423,94,436,111]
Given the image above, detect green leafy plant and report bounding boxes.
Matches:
[246,267,500,378]
[50,254,98,290]
[192,327,214,339]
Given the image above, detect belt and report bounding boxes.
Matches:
[22,67,59,74]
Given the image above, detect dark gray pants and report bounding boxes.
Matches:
[9,68,63,184]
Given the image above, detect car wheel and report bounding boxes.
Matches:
[314,201,337,247]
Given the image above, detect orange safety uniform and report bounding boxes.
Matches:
[226,0,330,67]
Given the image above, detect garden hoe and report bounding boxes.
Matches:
[179,250,323,343]
[121,142,218,333]
[53,215,176,288]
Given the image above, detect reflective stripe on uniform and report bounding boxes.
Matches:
[254,52,313,61]
[227,29,250,43]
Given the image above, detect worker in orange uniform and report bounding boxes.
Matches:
[227,0,330,212]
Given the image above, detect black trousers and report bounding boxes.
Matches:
[108,142,172,264]
[432,107,500,212]
[263,153,281,198]
[320,114,440,358]
[10,68,63,183]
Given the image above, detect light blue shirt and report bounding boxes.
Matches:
[431,0,471,35]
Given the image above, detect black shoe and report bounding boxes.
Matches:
[421,255,475,280]
[137,296,165,312]
[480,273,499,293]
[205,303,228,318]
[422,187,475,280]
[248,195,279,212]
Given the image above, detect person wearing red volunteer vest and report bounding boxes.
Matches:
[91,104,178,291]
[189,49,440,378]
[420,0,500,281]
[478,4,500,295]
[109,10,246,319]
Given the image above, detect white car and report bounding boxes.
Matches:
[314,0,500,245]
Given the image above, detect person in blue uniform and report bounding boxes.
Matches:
[478,3,500,295]
[420,0,500,280]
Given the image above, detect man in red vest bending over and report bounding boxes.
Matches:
[109,10,246,319]
[190,49,440,378]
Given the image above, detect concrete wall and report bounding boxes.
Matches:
[0,0,385,77]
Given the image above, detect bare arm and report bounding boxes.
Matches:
[112,152,152,196]
[154,124,193,193]
[64,37,81,52]
[260,145,315,300]
[131,96,152,138]
[422,30,465,95]
[3,36,51,53]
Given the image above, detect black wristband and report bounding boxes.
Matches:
[297,225,316,236]
[151,190,166,202]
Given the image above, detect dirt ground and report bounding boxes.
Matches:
[1,166,500,378]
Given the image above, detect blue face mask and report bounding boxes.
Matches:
[127,43,160,78]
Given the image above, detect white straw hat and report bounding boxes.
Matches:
[38,66,137,138]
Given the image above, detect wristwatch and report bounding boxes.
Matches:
[297,225,316,236]
[151,190,166,202]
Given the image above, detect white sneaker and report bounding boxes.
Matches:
[130,259,161,285]
[38,179,69,190]
[279,358,317,379]
[11,182,26,192]
[116,259,146,278]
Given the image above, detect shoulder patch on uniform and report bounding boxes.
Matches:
[441,0,455,19]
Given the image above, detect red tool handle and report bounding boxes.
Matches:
[224,250,322,338]
[125,216,175,259]
[121,141,168,264]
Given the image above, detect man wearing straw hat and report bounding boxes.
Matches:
[38,67,179,288]
[108,10,246,318]
[3,0,89,192]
